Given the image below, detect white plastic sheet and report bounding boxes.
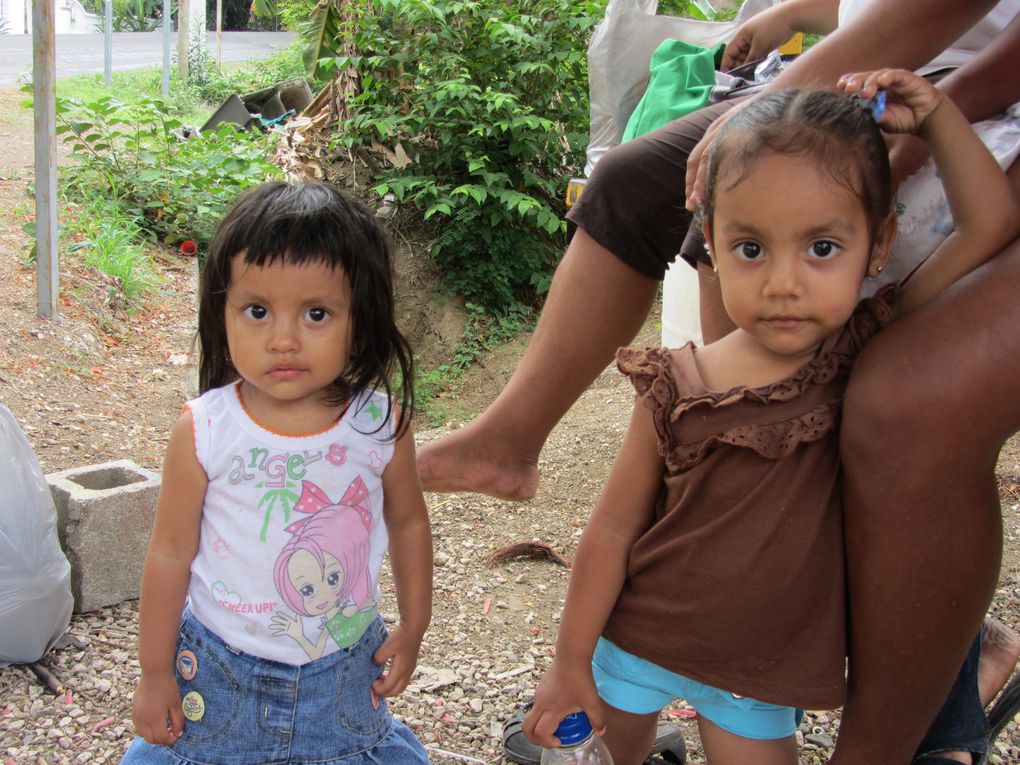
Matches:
[0,404,72,666]
[585,0,775,174]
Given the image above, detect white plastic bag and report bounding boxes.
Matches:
[0,404,72,666]
[585,0,775,174]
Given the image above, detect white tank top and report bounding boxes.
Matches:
[185,382,395,665]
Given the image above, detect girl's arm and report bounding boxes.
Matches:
[131,409,207,745]
[841,69,1020,315]
[372,423,432,702]
[522,400,664,748]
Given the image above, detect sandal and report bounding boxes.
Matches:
[502,702,687,764]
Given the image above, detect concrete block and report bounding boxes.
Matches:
[47,460,161,613]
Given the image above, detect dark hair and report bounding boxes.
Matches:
[198,180,415,438]
[701,88,892,243]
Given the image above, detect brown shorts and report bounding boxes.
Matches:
[566,98,742,279]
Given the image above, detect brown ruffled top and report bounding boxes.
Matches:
[602,289,894,710]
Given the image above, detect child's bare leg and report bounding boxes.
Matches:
[696,716,798,765]
[600,705,660,765]
[833,238,1020,764]
[416,229,659,500]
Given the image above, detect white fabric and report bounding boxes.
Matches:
[186,383,395,665]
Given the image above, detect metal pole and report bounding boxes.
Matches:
[215,0,222,68]
[32,0,58,319]
[104,0,112,85]
[162,0,170,96]
[177,0,189,81]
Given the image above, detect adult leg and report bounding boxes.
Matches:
[418,102,736,499]
[697,262,736,344]
[832,237,1020,764]
[416,231,660,499]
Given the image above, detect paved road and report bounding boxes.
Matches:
[0,31,297,88]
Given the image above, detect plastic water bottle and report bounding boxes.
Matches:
[540,712,614,764]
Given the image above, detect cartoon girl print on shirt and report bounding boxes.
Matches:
[269,477,378,659]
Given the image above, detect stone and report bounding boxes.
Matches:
[47,460,161,612]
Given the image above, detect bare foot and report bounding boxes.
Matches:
[417,420,540,500]
[938,619,1020,764]
[978,616,1020,706]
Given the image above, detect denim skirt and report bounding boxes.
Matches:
[121,609,427,765]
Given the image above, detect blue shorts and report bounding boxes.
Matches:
[593,638,802,741]
[121,608,427,765]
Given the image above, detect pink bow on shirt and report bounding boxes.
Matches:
[285,477,372,534]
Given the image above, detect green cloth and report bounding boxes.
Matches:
[622,39,725,142]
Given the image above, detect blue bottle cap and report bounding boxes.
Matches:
[554,712,593,746]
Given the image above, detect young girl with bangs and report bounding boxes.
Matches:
[122,181,431,764]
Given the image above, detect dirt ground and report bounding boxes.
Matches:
[1,84,1018,763]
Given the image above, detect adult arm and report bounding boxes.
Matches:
[769,0,999,91]
[523,400,664,747]
[687,0,1001,206]
[721,0,840,72]
[131,409,207,745]
[372,424,433,702]
[888,10,1020,185]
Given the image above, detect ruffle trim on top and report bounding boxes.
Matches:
[618,288,895,472]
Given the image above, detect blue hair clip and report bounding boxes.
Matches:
[870,90,887,122]
[852,89,887,123]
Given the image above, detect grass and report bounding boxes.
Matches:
[63,194,162,307]
[52,44,307,127]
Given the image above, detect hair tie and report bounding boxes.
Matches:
[853,90,887,123]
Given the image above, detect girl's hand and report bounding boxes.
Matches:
[131,670,184,746]
[838,68,946,137]
[370,624,424,707]
[522,659,606,749]
[268,612,305,641]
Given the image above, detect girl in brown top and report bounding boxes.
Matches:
[523,69,1019,765]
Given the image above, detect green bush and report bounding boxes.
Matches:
[55,94,282,249]
[312,0,602,313]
